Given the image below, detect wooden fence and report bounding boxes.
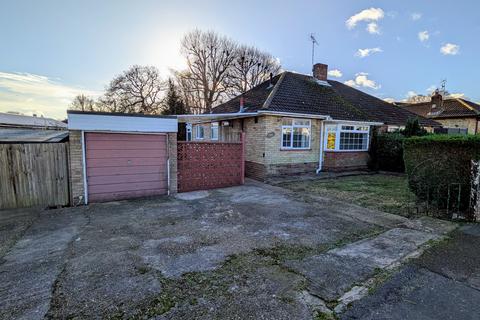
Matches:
[0,143,70,209]
[177,133,245,192]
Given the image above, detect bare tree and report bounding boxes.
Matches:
[70,94,97,111]
[180,30,237,113]
[100,65,165,114]
[227,45,281,96]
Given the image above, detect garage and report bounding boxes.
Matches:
[67,111,178,204]
[85,133,168,202]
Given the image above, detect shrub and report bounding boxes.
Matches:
[375,133,406,172]
[403,134,480,219]
[402,117,427,138]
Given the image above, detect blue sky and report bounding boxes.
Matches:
[1,0,479,119]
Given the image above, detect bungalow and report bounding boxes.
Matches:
[180,63,440,180]
[398,90,480,134]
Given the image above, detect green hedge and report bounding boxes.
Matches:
[404,134,480,218]
[375,133,406,172]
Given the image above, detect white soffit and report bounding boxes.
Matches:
[68,112,178,133]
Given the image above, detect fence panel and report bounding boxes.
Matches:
[0,143,70,209]
[177,135,245,192]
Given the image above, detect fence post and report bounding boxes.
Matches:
[240,132,245,185]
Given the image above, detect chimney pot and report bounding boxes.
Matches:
[313,63,328,81]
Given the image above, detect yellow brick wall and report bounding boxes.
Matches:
[436,118,479,134]
[263,116,320,165]
[69,130,85,205]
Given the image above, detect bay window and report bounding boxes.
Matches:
[281,118,311,149]
[324,124,370,151]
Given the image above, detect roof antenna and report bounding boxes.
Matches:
[440,79,447,96]
[310,34,318,66]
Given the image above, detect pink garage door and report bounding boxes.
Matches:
[85,133,168,202]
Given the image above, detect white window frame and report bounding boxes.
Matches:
[211,122,219,141]
[281,118,311,150]
[195,125,204,140]
[323,123,370,152]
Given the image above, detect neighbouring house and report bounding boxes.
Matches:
[0,112,68,142]
[67,111,178,204]
[398,91,480,134]
[179,63,440,180]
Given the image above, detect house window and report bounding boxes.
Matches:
[211,122,219,140]
[281,118,311,149]
[195,125,204,140]
[324,124,370,151]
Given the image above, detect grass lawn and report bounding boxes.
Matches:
[280,174,416,216]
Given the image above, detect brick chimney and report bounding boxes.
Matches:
[431,89,443,110]
[313,63,328,81]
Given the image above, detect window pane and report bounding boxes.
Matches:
[339,132,367,150]
[293,127,310,148]
[282,118,292,126]
[282,127,292,147]
[211,125,218,140]
[341,125,354,131]
[293,119,310,126]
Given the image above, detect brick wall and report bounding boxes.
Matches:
[323,151,369,171]
[69,130,85,205]
[245,161,267,180]
[167,132,178,194]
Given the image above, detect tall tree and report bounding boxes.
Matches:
[70,94,97,111]
[227,45,281,96]
[100,65,164,114]
[162,78,188,115]
[179,30,237,113]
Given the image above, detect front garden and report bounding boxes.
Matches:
[280,174,416,217]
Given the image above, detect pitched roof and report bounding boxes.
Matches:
[212,71,440,127]
[0,112,67,129]
[400,98,480,119]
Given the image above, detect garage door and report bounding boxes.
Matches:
[85,133,168,202]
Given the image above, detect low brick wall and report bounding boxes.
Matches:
[245,161,267,181]
[323,151,369,171]
[267,162,318,176]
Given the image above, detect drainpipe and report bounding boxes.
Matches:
[316,121,325,174]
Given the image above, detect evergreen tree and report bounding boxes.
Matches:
[162,79,188,115]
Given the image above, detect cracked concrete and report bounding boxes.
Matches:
[0,181,459,319]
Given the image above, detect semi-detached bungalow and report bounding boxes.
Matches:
[180,63,440,180]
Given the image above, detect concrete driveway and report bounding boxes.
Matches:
[0,180,456,319]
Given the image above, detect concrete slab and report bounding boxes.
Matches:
[341,266,480,320]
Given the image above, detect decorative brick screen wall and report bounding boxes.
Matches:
[177,134,245,192]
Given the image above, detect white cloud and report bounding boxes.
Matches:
[407,91,418,98]
[440,43,460,55]
[344,72,381,90]
[426,85,437,94]
[327,69,343,78]
[346,8,385,30]
[355,47,383,58]
[383,98,395,103]
[418,30,429,42]
[448,93,466,99]
[0,72,100,119]
[411,12,422,21]
[366,22,381,34]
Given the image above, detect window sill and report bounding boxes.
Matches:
[280,148,312,151]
